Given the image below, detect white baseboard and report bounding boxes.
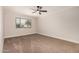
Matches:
[4,32,79,44]
[4,33,37,38]
[38,33,79,44]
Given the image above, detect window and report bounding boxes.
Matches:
[16,17,31,28]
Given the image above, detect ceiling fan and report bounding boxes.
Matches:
[32,6,47,15]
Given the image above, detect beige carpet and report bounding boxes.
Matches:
[3,34,79,53]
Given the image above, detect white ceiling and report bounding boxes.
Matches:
[3,6,74,17]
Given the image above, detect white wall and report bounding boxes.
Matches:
[4,8,37,38]
[0,7,4,52]
[38,7,79,43]
[3,6,79,43]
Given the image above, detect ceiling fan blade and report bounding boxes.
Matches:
[40,10,47,12]
[31,8,37,13]
[32,12,36,13]
[31,8,37,11]
[32,11,37,13]
[39,12,41,15]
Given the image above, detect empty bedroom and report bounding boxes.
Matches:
[0,6,79,53]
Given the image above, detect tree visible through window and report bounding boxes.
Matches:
[16,17,31,28]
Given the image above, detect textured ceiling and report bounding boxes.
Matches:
[3,6,74,17]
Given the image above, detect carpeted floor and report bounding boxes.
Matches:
[3,34,79,53]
